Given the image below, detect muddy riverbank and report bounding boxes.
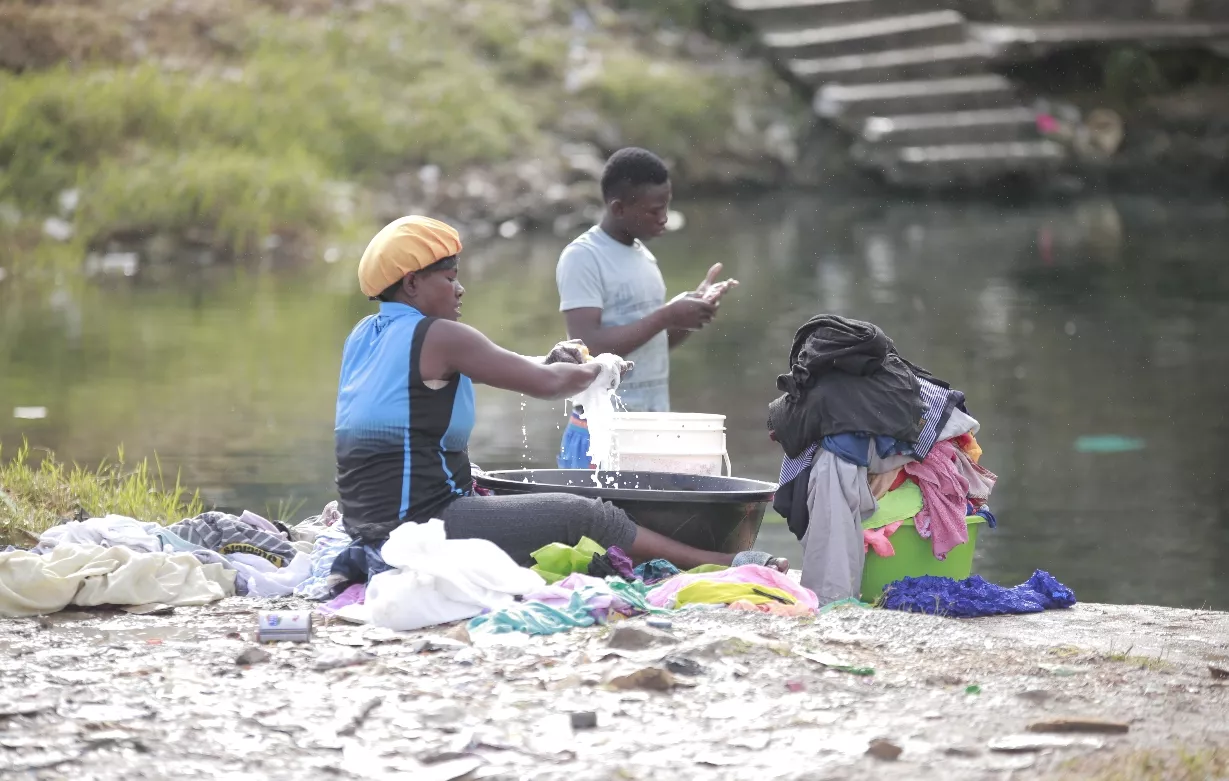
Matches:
[2,598,1226,780]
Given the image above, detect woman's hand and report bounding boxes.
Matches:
[544,339,588,365]
[591,354,635,390]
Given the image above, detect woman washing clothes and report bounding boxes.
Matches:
[335,215,787,574]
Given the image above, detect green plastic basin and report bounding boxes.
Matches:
[857,480,987,600]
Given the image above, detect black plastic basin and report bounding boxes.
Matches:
[474,469,777,554]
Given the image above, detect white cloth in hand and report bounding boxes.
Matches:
[589,353,626,391]
[573,352,628,471]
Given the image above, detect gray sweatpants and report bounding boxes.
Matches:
[436,493,638,566]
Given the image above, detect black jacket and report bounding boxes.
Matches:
[768,315,930,459]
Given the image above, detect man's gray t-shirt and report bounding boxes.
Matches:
[556,226,669,412]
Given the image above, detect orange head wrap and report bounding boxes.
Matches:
[357,216,462,298]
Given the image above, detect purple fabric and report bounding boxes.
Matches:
[318,582,366,615]
[587,546,635,580]
[882,570,1075,618]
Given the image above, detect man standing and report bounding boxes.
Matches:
[555,147,737,467]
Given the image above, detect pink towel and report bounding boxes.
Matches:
[903,439,970,560]
[863,521,903,558]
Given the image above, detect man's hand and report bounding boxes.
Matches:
[663,294,717,331]
[695,263,739,304]
[544,339,588,365]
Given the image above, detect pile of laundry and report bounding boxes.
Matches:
[320,521,821,637]
[768,315,999,605]
[0,505,342,617]
[0,492,1076,629]
[0,502,826,632]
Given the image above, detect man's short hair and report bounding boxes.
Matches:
[600,147,669,202]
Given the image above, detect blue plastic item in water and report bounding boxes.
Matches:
[1074,435,1145,454]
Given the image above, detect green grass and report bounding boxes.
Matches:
[0,440,202,547]
[0,0,800,261]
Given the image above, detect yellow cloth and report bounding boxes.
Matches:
[728,599,815,617]
[357,215,463,297]
[961,435,983,464]
[674,580,798,607]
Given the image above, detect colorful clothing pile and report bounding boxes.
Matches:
[768,315,1000,604]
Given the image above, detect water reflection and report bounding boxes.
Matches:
[2,194,1227,609]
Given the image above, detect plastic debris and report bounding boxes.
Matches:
[793,647,874,676]
[1073,436,1145,453]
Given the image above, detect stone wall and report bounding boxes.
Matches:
[955,0,1229,23]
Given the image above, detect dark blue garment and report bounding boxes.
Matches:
[331,539,393,583]
[881,570,1075,618]
[633,559,681,584]
[821,434,908,467]
[965,501,997,529]
[975,505,997,529]
[335,302,476,544]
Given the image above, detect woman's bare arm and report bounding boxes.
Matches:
[420,320,600,400]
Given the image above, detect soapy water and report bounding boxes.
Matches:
[520,395,530,464]
[570,353,627,486]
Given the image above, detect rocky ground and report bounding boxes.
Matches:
[2,598,1227,780]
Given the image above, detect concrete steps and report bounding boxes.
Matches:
[816,75,1019,125]
[762,11,967,59]
[728,0,931,32]
[787,40,996,85]
[854,140,1066,187]
[723,0,1074,190]
[859,107,1041,146]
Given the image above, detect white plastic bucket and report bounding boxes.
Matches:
[607,412,730,476]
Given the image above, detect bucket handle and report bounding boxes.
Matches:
[722,451,731,477]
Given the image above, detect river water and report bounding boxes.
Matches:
[3,194,1227,609]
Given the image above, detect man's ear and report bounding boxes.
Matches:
[401,273,416,295]
[607,198,623,219]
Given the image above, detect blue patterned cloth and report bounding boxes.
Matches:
[882,570,1075,618]
[294,524,354,600]
[913,378,966,460]
[779,442,818,485]
[557,411,592,469]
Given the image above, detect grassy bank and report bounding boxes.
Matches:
[0,441,201,547]
[0,0,803,267]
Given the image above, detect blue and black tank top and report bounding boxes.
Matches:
[335,302,475,544]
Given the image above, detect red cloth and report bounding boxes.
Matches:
[888,470,910,492]
[903,439,971,561]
